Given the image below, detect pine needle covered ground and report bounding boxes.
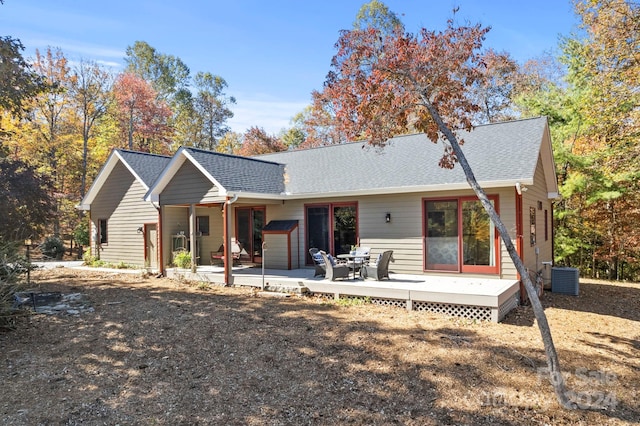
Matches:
[1,268,638,425]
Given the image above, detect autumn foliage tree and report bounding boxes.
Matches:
[0,36,43,123]
[557,0,640,279]
[189,72,236,150]
[0,158,55,241]
[18,47,79,237]
[318,19,577,408]
[518,0,640,280]
[468,48,519,124]
[237,126,286,156]
[71,59,112,198]
[112,72,172,154]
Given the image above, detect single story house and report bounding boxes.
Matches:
[77,149,171,270]
[79,117,558,289]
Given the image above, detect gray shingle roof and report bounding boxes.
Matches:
[184,148,286,194]
[255,117,547,195]
[263,220,299,232]
[118,150,171,188]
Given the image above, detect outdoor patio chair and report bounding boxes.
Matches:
[309,248,325,277]
[362,250,393,281]
[319,251,350,281]
[210,239,243,266]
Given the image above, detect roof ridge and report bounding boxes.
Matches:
[183,146,284,166]
[257,117,548,158]
[471,116,546,129]
[116,148,171,159]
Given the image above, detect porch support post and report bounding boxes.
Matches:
[158,206,164,276]
[189,203,197,273]
[223,198,232,285]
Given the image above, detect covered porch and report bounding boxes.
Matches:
[166,265,520,323]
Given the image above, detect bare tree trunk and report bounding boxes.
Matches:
[81,113,89,199]
[426,103,577,409]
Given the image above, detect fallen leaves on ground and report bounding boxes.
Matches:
[1,268,638,425]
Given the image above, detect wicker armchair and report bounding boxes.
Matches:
[309,248,325,277]
[319,251,350,281]
[362,250,393,281]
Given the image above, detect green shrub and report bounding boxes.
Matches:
[197,282,210,291]
[73,221,90,247]
[40,236,65,260]
[82,247,95,265]
[0,241,29,330]
[335,296,371,307]
[173,251,192,269]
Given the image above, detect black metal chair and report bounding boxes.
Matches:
[362,250,393,281]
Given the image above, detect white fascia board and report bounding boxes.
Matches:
[182,150,226,193]
[279,179,528,200]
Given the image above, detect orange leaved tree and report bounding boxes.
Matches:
[316,20,577,409]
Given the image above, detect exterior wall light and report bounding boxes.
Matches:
[385,213,391,223]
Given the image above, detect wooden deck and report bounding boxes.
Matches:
[166,265,521,323]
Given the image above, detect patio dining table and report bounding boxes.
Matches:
[337,253,371,280]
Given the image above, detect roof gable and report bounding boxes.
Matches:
[146,147,286,202]
[78,149,171,210]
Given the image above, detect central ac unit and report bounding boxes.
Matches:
[551,267,579,296]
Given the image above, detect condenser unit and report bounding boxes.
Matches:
[551,267,579,296]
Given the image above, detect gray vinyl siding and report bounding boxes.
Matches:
[195,206,225,265]
[358,193,423,274]
[262,189,520,277]
[263,233,290,269]
[90,161,158,266]
[162,206,188,267]
[162,205,227,267]
[522,155,555,273]
[495,187,518,280]
[161,161,220,205]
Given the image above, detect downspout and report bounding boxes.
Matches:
[223,193,239,285]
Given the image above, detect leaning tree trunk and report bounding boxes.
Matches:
[426,103,577,409]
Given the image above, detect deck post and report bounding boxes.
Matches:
[491,308,499,323]
[406,298,413,311]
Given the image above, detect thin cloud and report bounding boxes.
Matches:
[24,37,125,62]
[228,97,310,135]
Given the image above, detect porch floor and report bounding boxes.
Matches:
[166,265,521,322]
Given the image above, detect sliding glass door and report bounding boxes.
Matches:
[305,203,357,264]
[462,199,495,268]
[426,200,459,271]
[425,196,498,274]
[236,207,265,263]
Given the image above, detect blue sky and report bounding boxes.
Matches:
[1,1,578,135]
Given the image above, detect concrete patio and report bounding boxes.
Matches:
[166,265,521,323]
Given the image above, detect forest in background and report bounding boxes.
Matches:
[1,0,638,280]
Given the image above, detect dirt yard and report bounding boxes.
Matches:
[1,268,638,425]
